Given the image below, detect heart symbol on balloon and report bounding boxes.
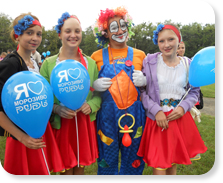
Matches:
[50,59,90,110]
[27,81,44,95]
[68,68,81,80]
[1,71,54,138]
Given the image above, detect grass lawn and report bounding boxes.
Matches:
[85,114,215,175]
[1,114,214,175]
[201,84,215,98]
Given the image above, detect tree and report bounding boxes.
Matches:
[38,27,62,56]
[181,23,215,58]
[0,13,215,59]
[80,26,99,56]
[0,13,17,52]
[128,20,215,58]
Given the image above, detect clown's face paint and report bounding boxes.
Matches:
[107,17,128,46]
[109,21,119,33]
[119,19,127,31]
[111,31,128,43]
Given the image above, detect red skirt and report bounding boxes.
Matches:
[137,111,207,169]
[4,122,65,175]
[53,112,98,170]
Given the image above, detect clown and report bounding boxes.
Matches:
[91,6,147,175]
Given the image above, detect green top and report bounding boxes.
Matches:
[40,53,101,129]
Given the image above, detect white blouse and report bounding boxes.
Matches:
[56,57,88,69]
[27,58,40,74]
[157,54,187,112]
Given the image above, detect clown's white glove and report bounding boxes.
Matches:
[132,70,147,87]
[93,77,113,92]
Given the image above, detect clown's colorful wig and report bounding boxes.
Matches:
[92,6,135,48]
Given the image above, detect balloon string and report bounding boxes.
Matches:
[41,147,50,175]
[161,87,191,132]
[75,115,79,167]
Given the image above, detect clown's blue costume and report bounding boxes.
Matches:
[91,6,147,175]
[93,47,146,175]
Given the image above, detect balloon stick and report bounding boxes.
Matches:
[161,87,191,131]
[75,115,79,167]
[41,147,50,175]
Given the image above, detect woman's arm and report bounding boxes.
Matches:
[167,57,200,121]
[140,57,163,118]
[86,60,101,115]
[179,57,200,113]
[0,58,43,149]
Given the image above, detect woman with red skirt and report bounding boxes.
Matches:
[137,23,207,175]
[0,13,65,175]
[40,12,101,175]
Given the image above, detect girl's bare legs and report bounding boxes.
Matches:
[153,164,177,175]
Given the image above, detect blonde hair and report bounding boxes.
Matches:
[10,12,40,43]
[1,52,7,57]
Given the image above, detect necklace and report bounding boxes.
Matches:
[25,60,34,69]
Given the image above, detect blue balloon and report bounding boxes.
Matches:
[46,51,51,56]
[42,52,46,57]
[50,59,90,110]
[189,46,215,87]
[1,71,54,138]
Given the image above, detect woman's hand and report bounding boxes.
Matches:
[19,134,46,149]
[55,105,76,119]
[76,103,92,115]
[167,106,185,121]
[155,111,169,130]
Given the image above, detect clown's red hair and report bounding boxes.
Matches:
[98,7,128,30]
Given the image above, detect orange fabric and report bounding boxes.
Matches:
[109,70,138,109]
[91,47,146,71]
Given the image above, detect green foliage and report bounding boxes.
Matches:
[38,27,62,56]
[80,26,99,56]
[0,13,17,52]
[128,22,159,54]
[201,84,215,98]
[181,23,215,58]
[0,14,215,58]
[128,21,215,58]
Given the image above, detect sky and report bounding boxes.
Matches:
[0,0,215,31]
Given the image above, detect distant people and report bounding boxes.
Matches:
[31,49,41,67]
[0,52,7,61]
[7,49,12,54]
[177,41,185,56]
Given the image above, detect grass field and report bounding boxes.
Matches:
[86,114,215,175]
[201,84,215,98]
[0,114,215,175]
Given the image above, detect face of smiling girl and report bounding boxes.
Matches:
[157,29,179,58]
[17,25,42,52]
[106,16,128,48]
[60,18,82,49]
